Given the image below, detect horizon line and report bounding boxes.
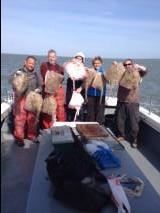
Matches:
[1,52,160,60]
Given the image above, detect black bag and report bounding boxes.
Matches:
[46,144,111,212]
[46,144,106,186]
[54,181,109,212]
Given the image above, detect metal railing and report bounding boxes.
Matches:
[105,86,160,116]
[1,89,160,116]
[140,95,160,116]
[1,89,14,104]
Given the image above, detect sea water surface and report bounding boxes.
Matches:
[1,53,160,115]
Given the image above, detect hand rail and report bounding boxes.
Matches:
[104,94,160,116]
[1,89,14,104]
[140,95,160,115]
[1,90,160,116]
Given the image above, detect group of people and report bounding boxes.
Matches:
[10,49,147,148]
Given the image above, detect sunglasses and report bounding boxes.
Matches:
[124,63,132,67]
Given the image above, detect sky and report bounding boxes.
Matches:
[1,0,160,58]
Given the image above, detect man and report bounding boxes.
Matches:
[116,59,147,148]
[11,56,41,147]
[40,49,66,129]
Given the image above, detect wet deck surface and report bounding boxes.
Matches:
[1,121,160,213]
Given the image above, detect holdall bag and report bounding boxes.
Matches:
[44,70,64,94]
[54,181,109,212]
[45,145,104,185]
[46,145,111,212]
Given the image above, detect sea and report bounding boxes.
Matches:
[1,53,160,115]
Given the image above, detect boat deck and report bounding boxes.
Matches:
[2,121,160,213]
[1,121,39,213]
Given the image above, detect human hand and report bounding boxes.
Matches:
[112,61,118,65]
[16,70,22,74]
[76,87,82,93]
[71,77,76,81]
[134,64,146,71]
[34,88,41,93]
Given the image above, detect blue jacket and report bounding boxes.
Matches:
[87,66,106,96]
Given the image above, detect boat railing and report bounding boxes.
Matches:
[1,89,160,116]
[140,95,160,116]
[1,89,14,104]
[105,85,160,115]
[105,91,160,116]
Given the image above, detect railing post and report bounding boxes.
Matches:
[149,96,152,114]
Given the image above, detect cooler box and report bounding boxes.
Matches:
[51,125,75,151]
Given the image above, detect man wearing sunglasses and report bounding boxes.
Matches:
[116,59,147,148]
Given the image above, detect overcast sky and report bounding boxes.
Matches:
[1,0,160,58]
